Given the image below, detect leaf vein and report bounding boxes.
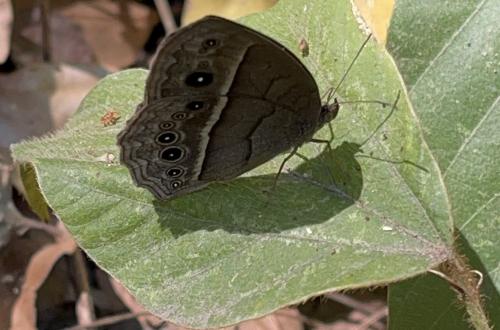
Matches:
[443,95,500,177]
[409,0,487,93]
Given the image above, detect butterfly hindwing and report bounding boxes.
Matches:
[118,16,323,199]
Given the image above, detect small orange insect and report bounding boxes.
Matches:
[100,110,121,127]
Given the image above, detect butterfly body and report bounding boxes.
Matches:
[118,16,339,199]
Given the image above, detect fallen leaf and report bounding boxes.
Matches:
[59,0,158,70]
[0,63,102,162]
[182,0,278,24]
[10,221,76,330]
[0,0,13,63]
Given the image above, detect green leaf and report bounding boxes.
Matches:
[387,0,500,328]
[19,163,51,222]
[12,0,453,328]
[389,273,472,330]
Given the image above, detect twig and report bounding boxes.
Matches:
[0,162,13,195]
[153,0,177,36]
[110,279,165,329]
[60,311,150,330]
[325,293,386,329]
[39,0,51,62]
[355,306,388,330]
[325,292,379,314]
[73,249,96,329]
[5,201,59,237]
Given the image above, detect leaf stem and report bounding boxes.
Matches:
[434,247,491,330]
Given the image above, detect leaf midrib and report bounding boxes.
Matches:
[392,1,491,239]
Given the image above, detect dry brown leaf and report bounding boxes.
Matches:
[110,279,165,330]
[0,63,102,162]
[163,308,302,330]
[13,0,157,69]
[0,163,13,248]
[59,0,158,71]
[9,221,76,330]
[0,221,55,330]
[182,0,278,25]
[353,0,395,44]
[75,291,94,328]
[237,308,303,330]
[0,0,13,63]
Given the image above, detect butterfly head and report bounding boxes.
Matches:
[318,98,340,127]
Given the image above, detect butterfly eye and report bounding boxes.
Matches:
[156,132,178,144]
[203,38,219,48]
[185,72,213,87]
[160,146,185,162]
[172,112,187,120]
[186,101,205,111]
[159,121,175,129]
[166,167,184,178]
[171,180,183,189]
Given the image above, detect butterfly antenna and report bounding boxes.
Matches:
[359,90,401,146]
[326,33,372,104]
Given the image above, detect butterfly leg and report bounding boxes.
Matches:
[271,145,300,189]
[337,99,394,108]
[310,138,332,146]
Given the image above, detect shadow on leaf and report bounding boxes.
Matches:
[153,141,363,237]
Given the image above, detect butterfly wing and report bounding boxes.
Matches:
[118,16,322,199]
